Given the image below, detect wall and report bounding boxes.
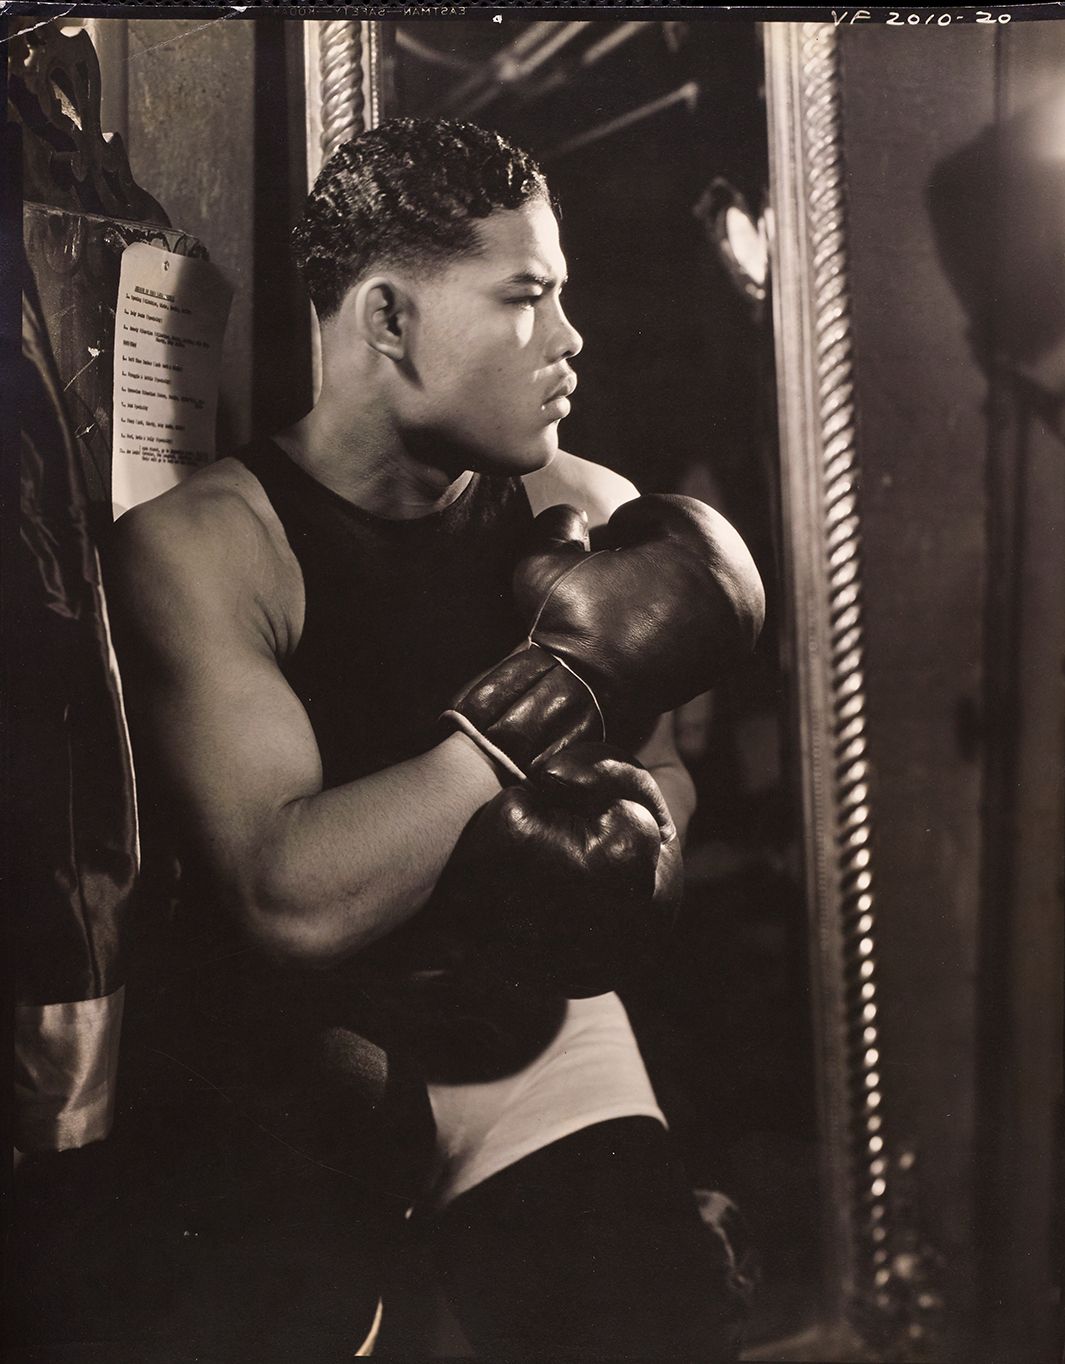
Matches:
[111,15,311,450]
[841,24,993,1321]
[980,24,1065,1361]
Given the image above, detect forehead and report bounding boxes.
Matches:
[463,198,566,280]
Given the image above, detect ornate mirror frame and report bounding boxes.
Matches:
[305,19,930,1359]
[303,21,384,186]
[764,21,902,1356]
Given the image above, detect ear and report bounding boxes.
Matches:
[345,274,412,361]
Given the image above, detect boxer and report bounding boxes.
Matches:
[107,117,763,1359]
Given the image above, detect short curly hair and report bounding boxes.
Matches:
[292,117,553,321]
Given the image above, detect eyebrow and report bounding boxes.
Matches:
[501,271,568,290]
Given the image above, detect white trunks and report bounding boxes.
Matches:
[424,991,666,1210]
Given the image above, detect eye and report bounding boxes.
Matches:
[508,295,540,308]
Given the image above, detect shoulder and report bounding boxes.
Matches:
[112,456,262,543]
[522,450,639,530]
[107,457,301,656]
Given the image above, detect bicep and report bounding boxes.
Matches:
[109,524,323,895]
[139,636,323,881]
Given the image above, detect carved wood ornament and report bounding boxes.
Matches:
[766,23,944,1358]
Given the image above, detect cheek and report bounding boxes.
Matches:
[420,317,539,419]
[474,309,537,360]
[460,338,533,397]
[514,311,537,347]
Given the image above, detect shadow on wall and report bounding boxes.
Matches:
[928,77,1065,1364]
[928,87,1065,432]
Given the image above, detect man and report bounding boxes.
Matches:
[108,118,762,1360]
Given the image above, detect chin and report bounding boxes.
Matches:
[522,443,558,472]
[472,435,558,477]
[526,425,562,469]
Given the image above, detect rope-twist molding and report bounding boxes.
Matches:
[800,21,897,1331]
[319,21,366,165]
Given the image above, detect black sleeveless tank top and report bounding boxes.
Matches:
[122,441,538,1194]
[237,438,534,784]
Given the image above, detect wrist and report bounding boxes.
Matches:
[444,643,605,781]
[436,729,507,796]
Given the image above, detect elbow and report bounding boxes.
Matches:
[231,865,373,971]
[241,906,348,971]
[211,799,410,969]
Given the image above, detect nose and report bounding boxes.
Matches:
[553,301,583,361]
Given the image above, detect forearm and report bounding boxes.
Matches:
[234,733,501,966]
[645,757,696,845]
[636,712,697,845]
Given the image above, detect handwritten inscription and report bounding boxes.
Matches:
[833,9,1012,21]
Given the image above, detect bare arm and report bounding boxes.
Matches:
[636,712,697,844]
[108,490,501,969]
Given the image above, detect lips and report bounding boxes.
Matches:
[543,373,577,407]
[541,371,577,425]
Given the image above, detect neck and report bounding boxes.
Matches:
[275,400,474,520]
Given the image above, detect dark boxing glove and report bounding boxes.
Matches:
[403,742,683,1004]
[353,742,681,1081]
[520,494,765,720]
[444,506,604,780]
[445,496,765,780]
